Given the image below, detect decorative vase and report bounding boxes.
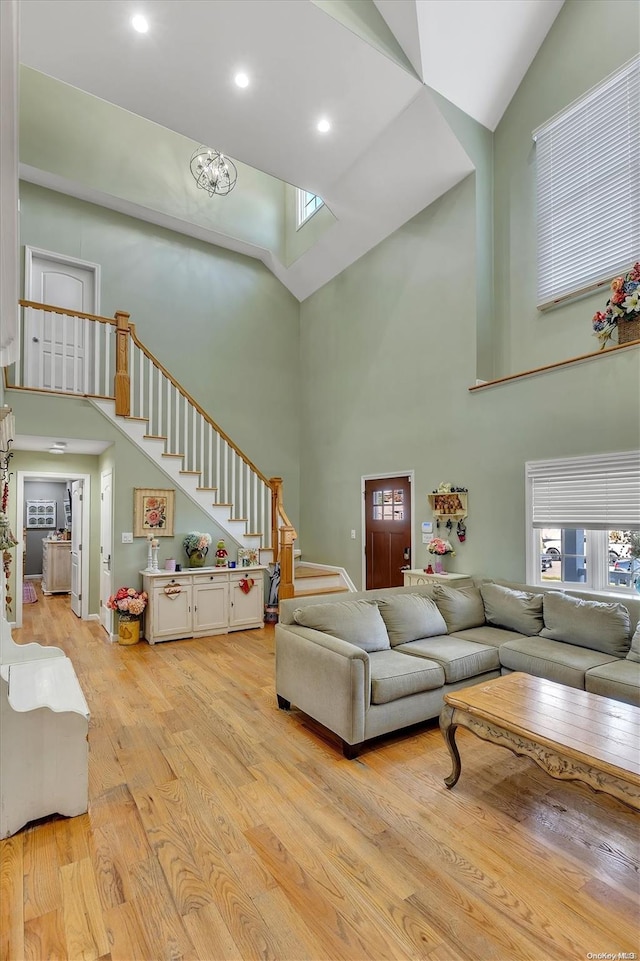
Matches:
[434,556,445,574]
[188,548,208,568]
[618,315,640,344]
[118,614,140,646]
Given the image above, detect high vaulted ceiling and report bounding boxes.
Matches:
[18,0,564,300]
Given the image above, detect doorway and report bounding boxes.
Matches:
[15,470,91,629]
[362,472,414,589]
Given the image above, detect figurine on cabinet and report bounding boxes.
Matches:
[215,539,228,567]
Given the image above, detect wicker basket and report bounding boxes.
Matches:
[618,314,640,344]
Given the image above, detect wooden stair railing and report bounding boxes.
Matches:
[10,301,297,602]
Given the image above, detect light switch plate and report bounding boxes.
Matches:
[122,532,133,544]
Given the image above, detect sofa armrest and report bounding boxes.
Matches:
[275,624,370,745]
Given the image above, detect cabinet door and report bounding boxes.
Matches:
[229,573,264,630]
[150,585,192,640]
[193,579,227,635]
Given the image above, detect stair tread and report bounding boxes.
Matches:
[144,434,167,440]
[295,566,337,578]
[196,487,218,492]
[294,586,350,597]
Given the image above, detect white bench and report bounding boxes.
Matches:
[0,618,90,839]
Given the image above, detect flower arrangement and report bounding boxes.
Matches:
[427,537,455,556]
[107,586,148,618]
[592,262,640,348]
[183,531,212,557]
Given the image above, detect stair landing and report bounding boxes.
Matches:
[293,565,349,598]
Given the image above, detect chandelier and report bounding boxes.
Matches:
[189,146,237,197]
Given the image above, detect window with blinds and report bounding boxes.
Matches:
[526,451,640,591]
[534,56,640,310]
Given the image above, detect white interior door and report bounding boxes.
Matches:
[70,480,83,617]
[24,248,99,391]
[100,469,113,635]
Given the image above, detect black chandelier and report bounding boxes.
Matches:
[189,146,238,197]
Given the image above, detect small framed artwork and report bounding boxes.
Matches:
[237,547,259,567]
[133,488,175,537]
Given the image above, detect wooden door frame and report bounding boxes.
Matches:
[360,470,415,591]
[15,470,91,628]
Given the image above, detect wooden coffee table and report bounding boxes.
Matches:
[440,672,640,811]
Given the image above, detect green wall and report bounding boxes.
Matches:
[298,0,640,588]
[18,181,301,529]
[493,0,640,374]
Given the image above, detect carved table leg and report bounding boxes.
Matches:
[439,704,461,788]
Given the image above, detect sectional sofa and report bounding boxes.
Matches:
[275,578,640,757]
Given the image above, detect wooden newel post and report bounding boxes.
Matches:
[114,311,131,417]
[270,477,283,562]
[278,526,296,600]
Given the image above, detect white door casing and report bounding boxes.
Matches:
[70,480,83,617]
[100,469,113,636]
[24,247,100,392]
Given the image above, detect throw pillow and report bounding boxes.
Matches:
[292,600,390,653]
[432,585,485,634]
[540,592,631,656]
[378,593,448,646]
[480,582,543,636]
[626,623,640,663]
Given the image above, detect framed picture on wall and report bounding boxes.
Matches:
[26,499,57,529]
[133,488,175,537]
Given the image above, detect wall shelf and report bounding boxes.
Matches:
[428,492,467,519]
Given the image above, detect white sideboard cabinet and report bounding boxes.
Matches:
[42,539,71,594]
[402,570,472,587]
[142,567,266,644]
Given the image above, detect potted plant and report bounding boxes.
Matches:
[107,586,148,645]
[183,531,212,567]
[592,262,640,348]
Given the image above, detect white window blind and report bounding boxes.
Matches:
[534,56,640,310]
[527,450,640,530]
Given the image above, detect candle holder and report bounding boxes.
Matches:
[146,536,160,573]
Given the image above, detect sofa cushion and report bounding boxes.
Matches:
[480,582,543,636]
[540,592,631,656]
[585,659,640,707]
[396,636,500,683]
[292,600,390,653]
[500,637,619,690]
[626,623,640,663]
[377,593,447,647]
[432,585,485,633]
[450,626,528,648]
[369,650,445,704]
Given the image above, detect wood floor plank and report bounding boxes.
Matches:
[4,586,638,961]
[60,857,110,960]
[0,834,24,961]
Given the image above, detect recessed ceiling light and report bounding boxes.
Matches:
[131,14,149,33]
[317,118,331,133]
[234,72,249,89]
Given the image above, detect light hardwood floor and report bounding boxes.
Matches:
[1,584,638,961]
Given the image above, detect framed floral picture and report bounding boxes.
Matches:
[133,488,175,537]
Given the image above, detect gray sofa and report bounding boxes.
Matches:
[275,578,640,757]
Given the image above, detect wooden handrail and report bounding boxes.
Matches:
[18,299,117,326]
[128,323,272,488]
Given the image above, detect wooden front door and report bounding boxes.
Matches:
[365,476,412,589]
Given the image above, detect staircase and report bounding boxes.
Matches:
[8,300,356,600]
[9,300,298,597]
